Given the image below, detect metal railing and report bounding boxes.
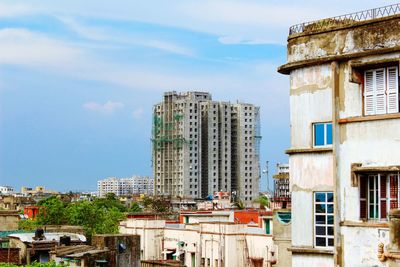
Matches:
[289,3,400,36]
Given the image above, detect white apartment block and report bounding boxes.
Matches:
[0,186,14,195]
[279,4,400,267]
[97,176,154,197]
[152,91,260,202]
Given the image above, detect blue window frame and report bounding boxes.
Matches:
[313,122,333,147]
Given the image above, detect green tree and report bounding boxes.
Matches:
[18,219,39,231]
[36,196,67,225]
[129,202,143,212]
[254,195,270,209]
[233,199,245,210]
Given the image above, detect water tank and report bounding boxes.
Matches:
[60,235,71,246]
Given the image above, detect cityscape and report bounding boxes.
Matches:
[1,1,400,267]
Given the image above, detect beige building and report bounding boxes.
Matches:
[279,3,400,267]
[152,91,260,202]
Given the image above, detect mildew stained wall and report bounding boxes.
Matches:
[290,64,332,148]
[287,16,400,64]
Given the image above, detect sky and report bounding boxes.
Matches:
[0,0,396,192]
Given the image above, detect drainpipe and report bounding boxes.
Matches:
[331,61,341,267]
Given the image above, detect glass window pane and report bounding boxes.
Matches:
[327,226,334,235]
[314,124,325,146]
[316,215,326,224]
[328,238,334,246]
[326,123,332,145]
[327,204,334,213]
[316,204,326,213]
[316,226,326,235]
[327,215,334,225]
[369,190,374,202]
[327,193,333,202]
[315,192,326,203]
[316,237,326,246]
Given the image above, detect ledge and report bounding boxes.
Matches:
[338,113,400,124]
[288,246,334,255]
[278,46,400,74]
[340,220,389,228]
[285,147,333,155]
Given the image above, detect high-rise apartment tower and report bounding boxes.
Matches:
[152,91,260,202]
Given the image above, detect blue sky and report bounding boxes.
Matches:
[0,0,395,192]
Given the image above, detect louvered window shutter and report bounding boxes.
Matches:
[387,66,399,113]
[359,175,367,220]
[389,174,399,210]
[380,175,387,219]
[375,68,387,114]
[364,71,375,115]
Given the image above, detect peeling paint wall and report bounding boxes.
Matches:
[341,227,389,267]
[290,64,332,148]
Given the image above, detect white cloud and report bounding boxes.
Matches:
[0,2,36,18]
[0,28,83,67]
[83,101,124,114]
[132,108,144,119]
[58,17,195,57]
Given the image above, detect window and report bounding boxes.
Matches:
[314,192,334,248]
[313,122,332,147]
[364,66,399,115]
[359,173,399,220]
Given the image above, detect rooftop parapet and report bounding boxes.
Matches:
[279,3,400,74]
[289,3,400,37]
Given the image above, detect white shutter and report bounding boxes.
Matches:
[364,70,375,115]
[387,66,399,113]
[375,68,387,115]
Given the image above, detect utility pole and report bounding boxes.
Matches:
[262,161,270,193]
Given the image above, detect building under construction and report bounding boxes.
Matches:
[152,91,260,202]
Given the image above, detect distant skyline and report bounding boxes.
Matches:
[0,0,395,191]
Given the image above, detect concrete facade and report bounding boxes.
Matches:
[279,5,400,267]
[0,211,20,231]
[119,218,274,267]
[152,91,260,202]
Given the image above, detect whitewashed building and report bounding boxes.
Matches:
[97,176,154,197]
[279,4,400,267]
[0,186,14,195]
[120,218,275,267]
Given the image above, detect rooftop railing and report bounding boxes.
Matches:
[289,3,400,36]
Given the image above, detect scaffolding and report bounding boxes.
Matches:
[152,112,188,151]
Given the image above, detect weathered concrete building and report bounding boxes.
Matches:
[120,218,275,267]
[279,3,400,267]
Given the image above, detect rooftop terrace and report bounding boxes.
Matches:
[289,3,400,36]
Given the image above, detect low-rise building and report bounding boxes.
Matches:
[0,211,20,231]
[120,218,275,267]
[21,186,58,196]
[8,231,86,264]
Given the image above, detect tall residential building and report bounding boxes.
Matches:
[152,91,260,202]
[279,4,400,266]
[97,176,154,197]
